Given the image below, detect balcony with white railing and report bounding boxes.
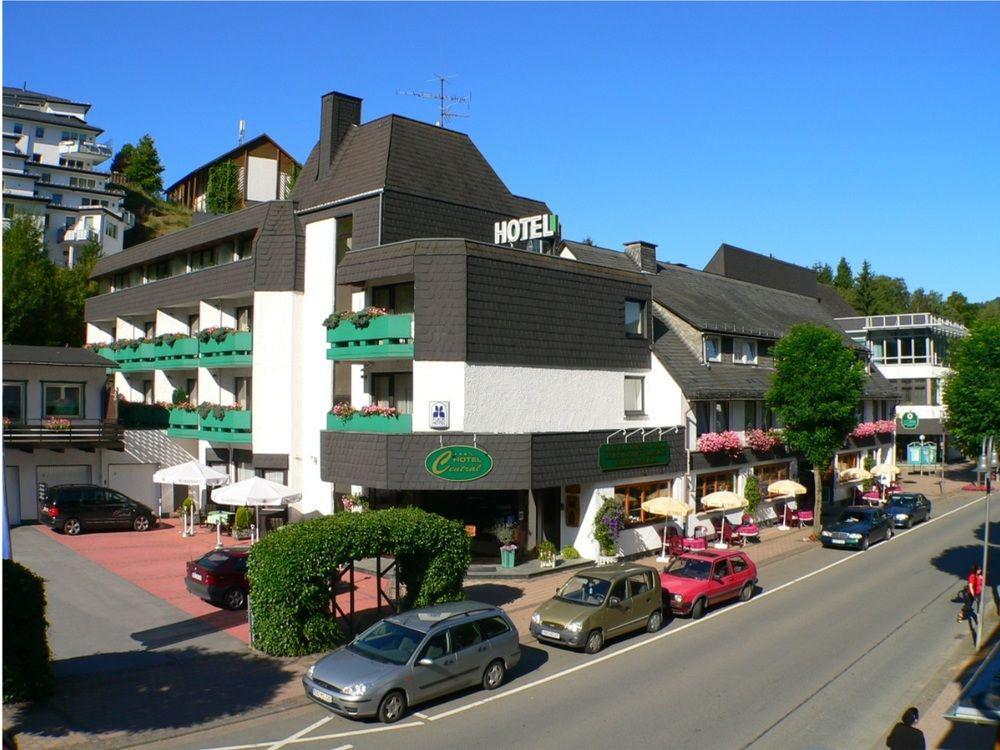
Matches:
[58,139,113,163]
[59,226,100,244]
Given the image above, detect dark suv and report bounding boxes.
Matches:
[39,484,156,535]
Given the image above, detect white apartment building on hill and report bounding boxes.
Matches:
[2,86,134,265]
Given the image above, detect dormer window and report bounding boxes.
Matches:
[705,335,722,362]
[625,299,645,337]
[734,338,757,365]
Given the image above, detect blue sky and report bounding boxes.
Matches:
[5,2,998,301]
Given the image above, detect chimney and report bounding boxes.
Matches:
[318,91,362,175]
[624,240,658,273]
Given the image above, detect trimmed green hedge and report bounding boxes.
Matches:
[247,507,471,656]
[3,560,54,703]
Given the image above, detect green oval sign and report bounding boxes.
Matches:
[901,411,919,430]
[425,445,493,482]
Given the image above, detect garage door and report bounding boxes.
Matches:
[36,465,92,521]
[108,464,158,510]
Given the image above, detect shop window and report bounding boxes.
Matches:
[371,283,414,314]
[705,335,721,362]
[3,382,26,422]
[696,471,736,503]
[44,383,83,418]
[336,215,353,261]
[836,453,861,473]
[236,306,253,332]
[754,462,790,487]
[625,299,645,337]
[372,372,412,414]
[615,480,674,528]
[624,376,644,416]
[734,338,758,365]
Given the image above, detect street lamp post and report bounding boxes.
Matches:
[976,436,995,649]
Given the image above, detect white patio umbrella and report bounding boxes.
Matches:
[870,463,900,477]
[153,460,230,535]
[839,467,873,482]
[211,477,301,542]
[768,479,808,531]
[641,494,692,563]
[701,491,746,549]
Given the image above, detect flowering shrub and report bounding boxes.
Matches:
[331,402,358,421]
[360,404,398,418]
[593,495,626,556]
[341,494,369,512]
[745,428,782,452]
[195,402,244,420]
[196,327,237,344]
[45,417,71,431]
[169,401,198,412]
[153,333,193,346]
[110,337,150,351]
[323,307,389,330]
[697,431,744,457]
[84,343,103,352]
[493,520,519,551]
[874,419,896,435]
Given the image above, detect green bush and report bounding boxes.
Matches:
[561,545,581,560]
[863,455,876,492]
[744,474,761,517]
[234,507,253,530]
[3,560,54,703]
[247,507,472,656]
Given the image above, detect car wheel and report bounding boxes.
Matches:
[222,587,247,611]
[482,659,505,690]
[860,536,870,551]
[739,582,754,602]
[885,526,893,541]
[63,518,82,536]
[584,629,604,654]
[647,609,663,633]
[377,690,406,724]
[691,598,707,620]
[133,515,151,532]
[905,518,913,530]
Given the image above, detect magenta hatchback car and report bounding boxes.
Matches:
[659,549,757,619]
[185,547,251,610]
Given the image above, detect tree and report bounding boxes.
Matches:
[851,260,877,315]
[908,288,945,316]
[56,240,101,347]
[943,321,1000,457]
[766,323,866,533]
[812,262,833,285]
[580,236,596,246]
[205,160,242,214]
[943,291,977,328]
[834,257,853,290]
[2,214,62,345]
[110,142,135,175]
[868,274,909,315]
[123,134,165,195]
[977,298,1000,324]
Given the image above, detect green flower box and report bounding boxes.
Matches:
[326,314,414,361]
[154,337,200,368]
[120,343,157,372]
[200,409,252,443]
[326,412,412,433]
[200,331,253,367]
[166,409,200,438]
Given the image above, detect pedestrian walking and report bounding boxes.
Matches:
[957,564,984,622]
[886,707,925,750]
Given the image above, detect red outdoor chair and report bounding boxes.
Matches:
[668,534,685,557]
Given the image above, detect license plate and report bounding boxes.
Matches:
[312,688,333,703]
[191,571,203,581]
[832,539,845,545]
[541,629,561,639]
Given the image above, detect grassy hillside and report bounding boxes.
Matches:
[119,183,192,247]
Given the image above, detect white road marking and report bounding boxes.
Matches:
[265,715,332,750]
[198,722,421,750]
[412,712,430,719]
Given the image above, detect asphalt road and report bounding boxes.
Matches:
[140,492,996,750]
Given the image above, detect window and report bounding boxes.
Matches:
[38,172,51,183]
[371,283,414,314]
[449,622,482,651]
[696,471,736,502]
[144,321,156,337]
[12,123,24,135]
[372,372,412,414]
[627,571,654,598]
[234,237,253,260]
[186,378,198,404]
[34,126,44,138]
[609,578,627,602]
[713,401,730,432]
[743,400,758,430]
[734,338,757,365]
[3,382,26,422]
[624,376,644,415]
[336,215,353,260]
[477,616,511,640]
[234,377,252,410]
[625,299,645,336]
[50,193,63,205]
[705,335,721,362]
[418,631,450,661]
[713,561,732,580]
[235,306,253,332]
[170,255,188,276]
[695,401,712,435]
[754,462,790,487]
[147,260,169,281]
[191,248,216,270]
[616,480,674,528]
[731,556,749,574]
[105,223,118,239]
[44,383,83,417]
[30,154,42,163]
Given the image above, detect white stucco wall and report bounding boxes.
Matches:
[4,363,107,421]
[251,291,295,457]
[246,155,278,203]
[412,361,467,431]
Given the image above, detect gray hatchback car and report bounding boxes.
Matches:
[302,600,521,723]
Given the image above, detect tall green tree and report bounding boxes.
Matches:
[834,257,853,290]
[205,160,242,214]
[977,298,1000,324]
[766,323,866,532]
[908,288,945,316]
[110,142,135,175]
[812,262,833,285]
[943,291,977,328]
[56,241,101,347]
[943,322,1000,457]
[2,214,62,345]
[851,260,877,314]
[123,134,165,195]
[868,274,909,314]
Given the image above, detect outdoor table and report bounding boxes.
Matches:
[797,510,815,525]
[683,537,708,551]
[205,510,232,526]
[736,524,760,542]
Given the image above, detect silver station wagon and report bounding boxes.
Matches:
[302,600,521,723]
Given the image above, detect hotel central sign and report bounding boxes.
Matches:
[494,214,559,245]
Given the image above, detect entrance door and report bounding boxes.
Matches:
[4,466,21,526]
[535,487,561,549]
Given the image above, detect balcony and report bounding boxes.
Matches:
[200,409,252,443]
[166,409,200,439]
[200,331,253,367]
[58,139,112,163]
[154,338,200,369]
[2,419,123,450]
[59,226,100,244]
[117,343,157,372]
[326,412,413,434]
[326,314,414,361]
[117,402,170,429]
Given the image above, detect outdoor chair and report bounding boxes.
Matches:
[668,534,685,558]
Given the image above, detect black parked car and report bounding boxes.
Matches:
[39,484,156,535]
[820,506,893,551]
[885,493,932,528]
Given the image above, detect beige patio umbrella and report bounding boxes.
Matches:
[870,463,900,477]
[768,479,808,530]
[701,490,746,549]
[641,494,692,563]
[839,467,873,482]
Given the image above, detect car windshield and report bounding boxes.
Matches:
[347,620,423,665]
[889,495,916,506]
[197,551,236,569]
[839,511,871,525]
[557,576,612,606]
[664,558,712,580]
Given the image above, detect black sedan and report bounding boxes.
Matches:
[884,493,932,528]
[820,506,893,551]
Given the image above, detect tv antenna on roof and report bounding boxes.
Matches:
[237,119,246,146]
[397,74,471,127]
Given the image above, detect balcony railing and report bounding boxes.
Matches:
[326,314,414,361]
[95,332,253,371]
[59,226,100,244]
[200,332,253,367]
[166,409,200,439]
[200,409,252,443]
[58,139,113,161]
[154,338,200,369]
[2,419,123,446]
[326,412,413,433]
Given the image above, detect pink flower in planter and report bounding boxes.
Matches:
[875,419,897,435]
[851,421,878,438]
[360,404,398,418]
[697,431,744,457]
[746,428,782,452]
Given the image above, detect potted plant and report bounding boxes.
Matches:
[494,521,518,568]
[232,506,253,540]
[537,540,557,568]
[592,495,625,564]
[561,545,581,560]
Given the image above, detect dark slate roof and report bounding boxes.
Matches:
[561,240,641,274]
[91,202,273,277]
[3,87,88,107]
[2,105,101,133]
[293,114,547,217]
[164,133,300,193]
[3,345,113,368]
[817,283,858,318]
[704,243,819,298]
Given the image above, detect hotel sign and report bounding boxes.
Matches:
[425,445,494,482]
[900,411,920,430]
[599,441,672,471]
[494,214,559,245]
